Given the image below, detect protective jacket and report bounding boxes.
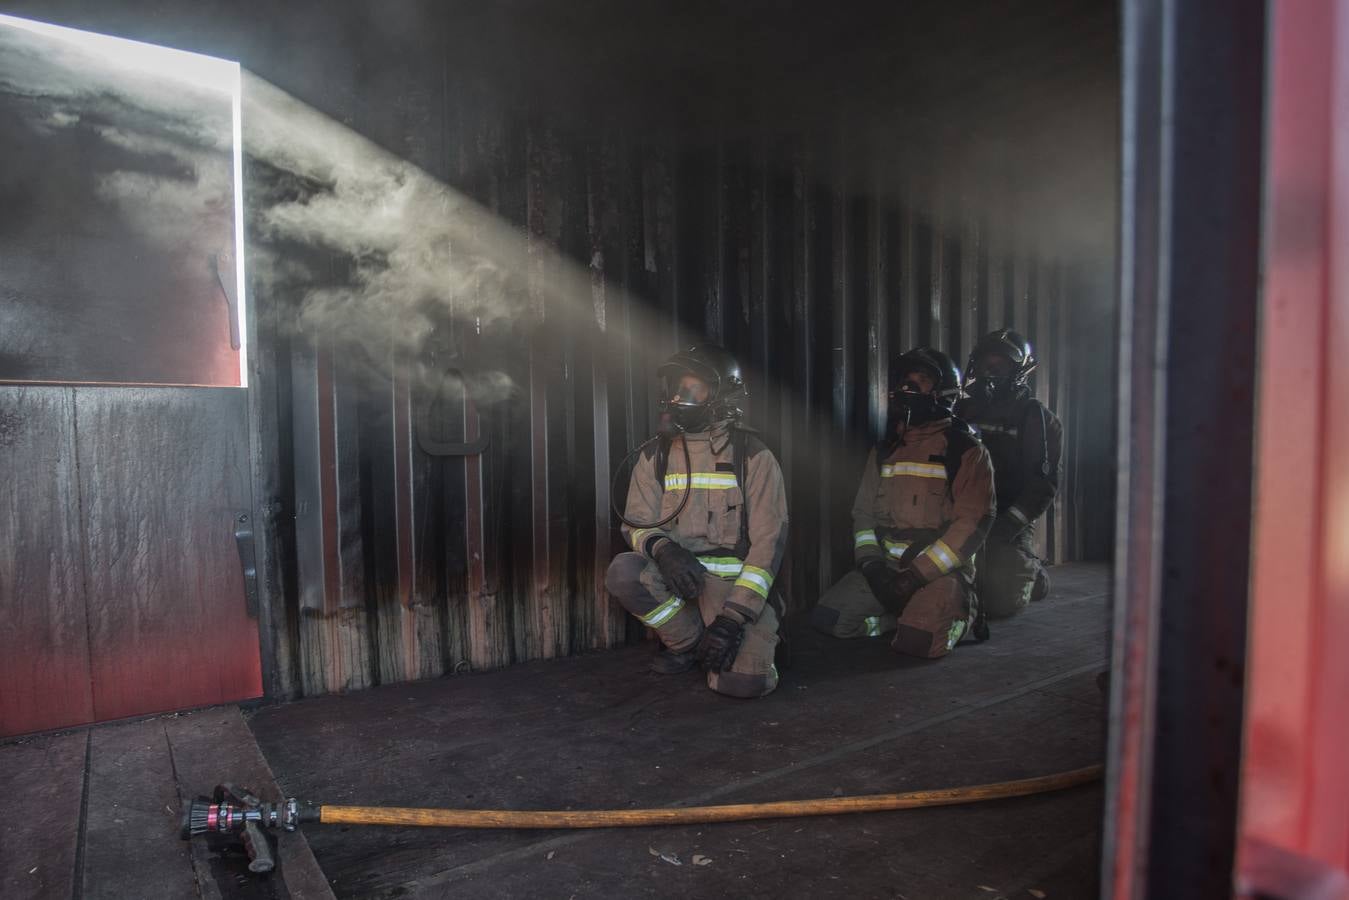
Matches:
[852,418,996,583]
[621,422,788,622]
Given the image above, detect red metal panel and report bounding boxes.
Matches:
[1239,0,1349,884]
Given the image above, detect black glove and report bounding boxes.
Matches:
[990,512,1029,543]
[697,614,746,673]
[860,561,924,615]
[653,539,705,599]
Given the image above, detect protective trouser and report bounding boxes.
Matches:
[606,552,779,698]
[976,524,1048,619]
[810,562,973,659]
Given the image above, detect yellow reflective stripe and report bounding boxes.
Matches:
[880,462,947,480]
[734,564,774,599]
[854,529,879,548]
[884,540,911,559]
[922,539,960,574]
[698,556,744,576]
[630,528,662,551]
[640,595,684,628]
[664,473,739,490]
[977,423,1019,436]
[864,616,882,637]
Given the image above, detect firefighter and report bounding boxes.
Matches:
[811,348,995,657]
[955,329,1063,618]
[606,345,789,698]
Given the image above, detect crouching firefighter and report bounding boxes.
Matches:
[955,329,1063,618]
[811,348,996,657]
[606,345,789,698]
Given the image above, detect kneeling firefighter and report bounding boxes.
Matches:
[811,348,995,657]
[606,345,789,698]
[954,329,1063,618]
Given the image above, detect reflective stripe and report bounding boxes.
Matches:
[698,556,744,577]
[631,528,662,552]
[664,472,739,490]
[1006,506,1030,526]
[854,529,880,549]
[864,616,882,637]
[946,619,966,649]
[734,564,774,599]
[922,539,960,574]
[976,422,1019,437]
[884,540,911,560]
[640,595,685,627]
[880,462,947,480]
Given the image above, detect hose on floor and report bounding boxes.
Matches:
[314,764,1104,829]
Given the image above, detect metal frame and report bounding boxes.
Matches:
[1107,0,1268,896]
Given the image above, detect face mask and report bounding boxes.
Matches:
[660,382,715,434]
[969,375,1014,404]
[889,380,942,428]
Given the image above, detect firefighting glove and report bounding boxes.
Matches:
[861,560,924,616]
[696,614,745,673]
[990,512,1029,543]
[653,539,705,600]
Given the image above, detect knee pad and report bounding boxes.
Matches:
[605,553,649,599]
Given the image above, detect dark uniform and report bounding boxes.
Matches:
[955,330,1064,618]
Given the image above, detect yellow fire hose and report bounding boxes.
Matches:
[316,764,1103,829]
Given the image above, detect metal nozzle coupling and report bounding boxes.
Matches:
[180,784,319,875]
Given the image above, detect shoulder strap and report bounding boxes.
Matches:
[733,427,753,558]
[943,418,979,494]
[652,437,672,491]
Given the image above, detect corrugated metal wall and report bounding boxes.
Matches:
[0,0,1118,701]
[253,130,1117,697]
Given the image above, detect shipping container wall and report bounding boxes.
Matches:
[0,0,1119,703]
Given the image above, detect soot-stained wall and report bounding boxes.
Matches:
[1,0,1119,701]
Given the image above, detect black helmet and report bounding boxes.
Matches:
[657,344,748,433]
[888,347,961,427]
[965,329,1036,403]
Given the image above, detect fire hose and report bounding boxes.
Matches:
[181,765,1103,872]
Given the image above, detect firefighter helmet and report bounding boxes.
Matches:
[965,329,1037,402]
[657,344,748,432]
[888,347,962,426]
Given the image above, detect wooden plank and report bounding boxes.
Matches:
[0,731,87,900]
[81,720,197,899]
[0,386,94,736]
[165,707,336,900]
[75,387,262,722]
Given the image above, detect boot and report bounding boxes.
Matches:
[649,645,697,674]
[1031,566,1050,602]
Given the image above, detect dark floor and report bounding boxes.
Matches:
[252,562,1110,900]
[0,563,1108,900]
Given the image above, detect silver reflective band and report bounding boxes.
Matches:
[885,540,911,559]
[698,556,744,576]
[880,462,946,480]
[923,539,959,574]
[734,565,774,599]
[854,529,880,548]
[1006,506,1030,526]
[664,472,739,490]
[640,595,684,627]
[864,616,882,637]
